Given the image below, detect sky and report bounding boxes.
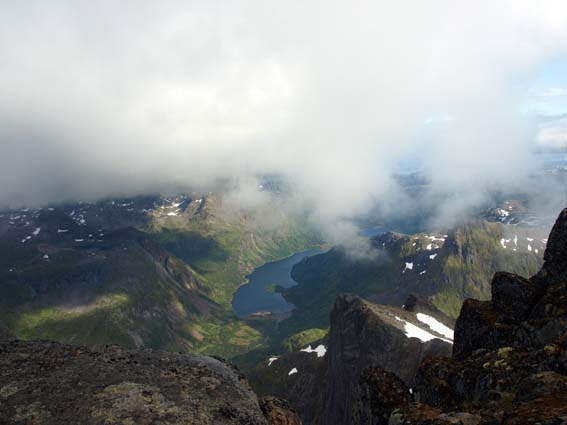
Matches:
[2,1,567,242]
[528,58,567,115]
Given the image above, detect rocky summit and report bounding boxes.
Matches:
[359,208,567,425]
[249,293,455,425]
[0,336,301,425]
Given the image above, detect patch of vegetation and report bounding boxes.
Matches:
[282,328,328,352]
[148,201,324,308]
[13,293,134,346]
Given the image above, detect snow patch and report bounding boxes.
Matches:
[403,262,414,273]
[496,208,510,217]
[425,236,445,242]
[288,368,298,376]
[416,313,454,340]
[429,253,437,260]
[394,316,453,344]
[32,227,41,236]
[300,344,327,357]
[268,357,278,366]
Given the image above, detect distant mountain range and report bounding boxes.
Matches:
[0,193,322,358]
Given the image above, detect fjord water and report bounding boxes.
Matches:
[232,249,324,318]
[231,226,389,318]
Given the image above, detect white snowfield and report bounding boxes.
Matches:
[403,262,414,273]
[300,344,327,357]
[288,368,298,376]
[496,208,510,217]
[394,315,453,344]
[500,233,546,253]
[429,253,437,260]
[416,313,454,340]
[425,236,446,242]
[267,357,278,366]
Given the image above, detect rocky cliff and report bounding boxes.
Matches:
[249,294,454,424]
[0,334,301,425]
[359,208,567,424]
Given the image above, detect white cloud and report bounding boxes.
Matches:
[536,116,567,148]
[529,87,567,98]
[1,1,567,242]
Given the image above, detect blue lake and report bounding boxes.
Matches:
[231,226,389,318]
[231,249,323,318]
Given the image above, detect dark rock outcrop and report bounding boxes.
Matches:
[359,367,412,425]
[0,339,274,424]
[364,208,567,424]
[259,397,302,425]
[249,294,454,425]
[320,295,453,425]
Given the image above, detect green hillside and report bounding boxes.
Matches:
[277,220,546,339]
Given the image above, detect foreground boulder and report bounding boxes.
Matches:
[0,340,273,424]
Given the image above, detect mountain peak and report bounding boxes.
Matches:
[540,207,567,279]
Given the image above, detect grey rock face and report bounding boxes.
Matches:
[490,272,544,323]
[0,340,268,425]
[320,295,452,425]
[250,294,453,425]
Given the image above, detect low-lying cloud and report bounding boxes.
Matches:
[2,1,567,243]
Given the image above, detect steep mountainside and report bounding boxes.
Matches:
[0,193,322,358]
[248,294,454,424]
[280,219,545,341]
[357,208,567,424]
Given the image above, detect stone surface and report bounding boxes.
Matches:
[0,340,269,424]
[358,367,412,425]
[259,397,302,425]
[249,294,453,425]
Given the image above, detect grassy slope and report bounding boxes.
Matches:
[0,196,323,359]
[1,237,210,352]
[146,197,324,357]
